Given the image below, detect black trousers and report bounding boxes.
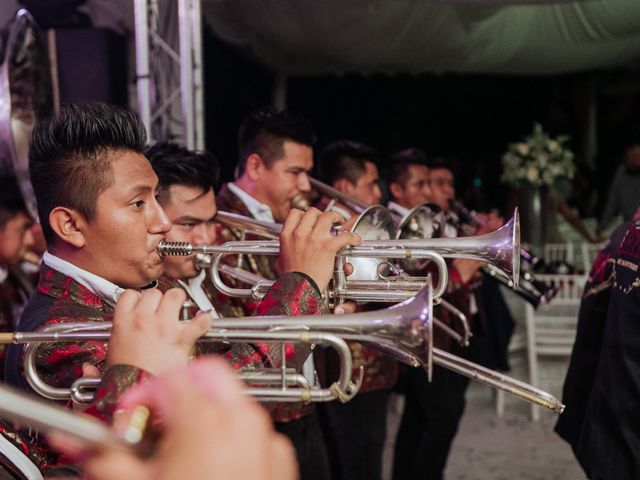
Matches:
[275,412,331,480]
[326,389,391,480]
[393,339,480,480]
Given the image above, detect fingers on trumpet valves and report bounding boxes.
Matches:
[277,208,361,292]
[108,288,204,376]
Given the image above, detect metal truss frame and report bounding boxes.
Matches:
[134,0,204,150]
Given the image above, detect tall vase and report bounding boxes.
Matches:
[517,185,548,252]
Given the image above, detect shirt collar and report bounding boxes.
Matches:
[179,269,218,317]
[0,266,8,284]
[227,182,275,223]
[388,201,410,217]
[42,251,125,307]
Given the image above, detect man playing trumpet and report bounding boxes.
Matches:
[315,139,396,480]
[4,104,360,480]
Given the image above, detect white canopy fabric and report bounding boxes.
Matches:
[2,0,640,76]
[202,0,640,75]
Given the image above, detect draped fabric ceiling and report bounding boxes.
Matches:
[202,0,640,75]
[2,0,640,76]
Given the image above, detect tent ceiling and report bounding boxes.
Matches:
[202,0,640,75]
[3,0,640,76]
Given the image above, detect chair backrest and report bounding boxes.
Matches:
[536,273,586,304]
[543,242,575,265]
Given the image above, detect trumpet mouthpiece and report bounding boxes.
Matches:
[157,241,192,258]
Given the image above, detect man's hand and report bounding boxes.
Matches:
[78,358,298,480]
[107,289,212,376]
[276,208,362,292]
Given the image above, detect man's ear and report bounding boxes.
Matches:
[333,178,354,196]
[48,207,87,248]
[389,182,403,202]
[245,154,264,181]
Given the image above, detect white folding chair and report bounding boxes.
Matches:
[525,273,585,421]
[543,242,575,265]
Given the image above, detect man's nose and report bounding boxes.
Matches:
[150,201,172,234]
[23,229,35,249]
[373,184,382,204]
[298,173,312,192]
[193,224,213,245]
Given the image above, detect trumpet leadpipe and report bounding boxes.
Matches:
[0,383,138,452]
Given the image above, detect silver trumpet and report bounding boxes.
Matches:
[215,206,471,344]
[0,285,433,404]
[0,384,140,452]
[449,199,557,308]
[169,209,520,304]
[198,257,471,348]
[1,285,564,412]
[1,327,361,405]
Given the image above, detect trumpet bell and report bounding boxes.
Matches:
[347,205,397,281]
[396,202,446,273]
[211,283,434,376]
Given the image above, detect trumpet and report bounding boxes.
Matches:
[1,285,564,412]
[200,258,472,347]
[0,284,433,404]
[4,326,361,405]
[448,200,557,308]
[161,208,520,303]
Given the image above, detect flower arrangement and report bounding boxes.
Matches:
[501,123,576,188]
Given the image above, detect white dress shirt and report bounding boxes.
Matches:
[43,251,124,307]
[387,200,410,217]
[227,183,275,223]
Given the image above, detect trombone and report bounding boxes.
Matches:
[0,284,564,413]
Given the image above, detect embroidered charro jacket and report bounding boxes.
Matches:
[216,184,322,421]
[161,270,327,425]
[5,264,114,394]
[310,194,401,394]
[158,268,325,423]
[555,221,640,479]
[215,184,280,286]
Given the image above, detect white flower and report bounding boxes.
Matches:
[548,140,559,152]
[526,167,539,183]
[542,171,554,185]
[537,154,548,167]
[516,143,529,156]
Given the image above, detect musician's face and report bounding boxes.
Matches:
[161,185,217,280]
[83,152,171,288]
[429,167,455,211]
[350,161,382,206]
[256,141,313,222]
[393,165,432,209]
[0,211,34,266]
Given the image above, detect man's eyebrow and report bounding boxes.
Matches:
[174,215,204,223]
[128,185,153,196]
